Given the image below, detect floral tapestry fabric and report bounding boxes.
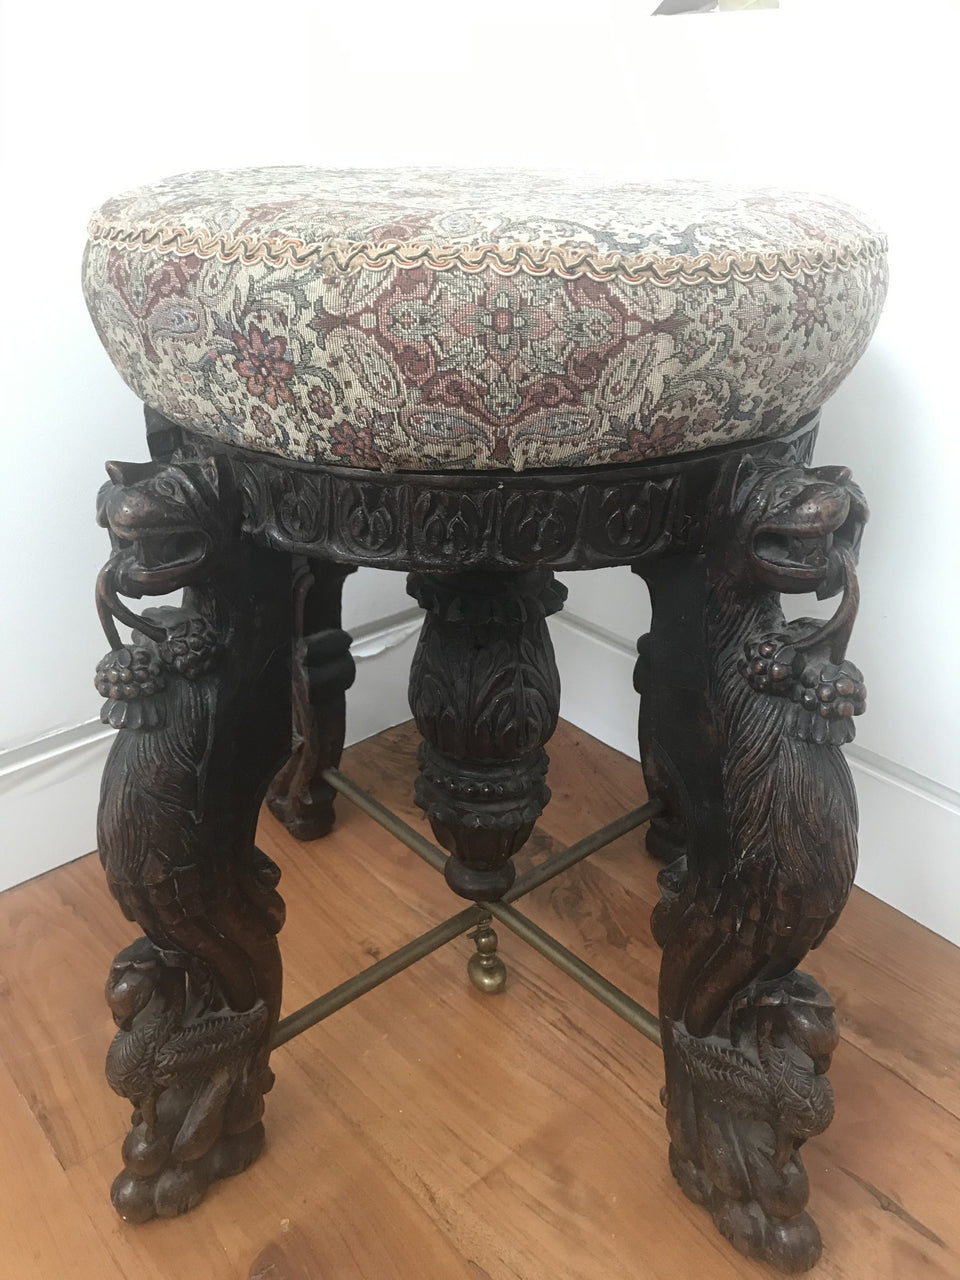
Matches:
[82,168,888,471]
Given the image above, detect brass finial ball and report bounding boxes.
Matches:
[468,923,508,994]
[474,927,499,956]
[468,950,507,994]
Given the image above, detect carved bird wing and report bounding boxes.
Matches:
[105,1021,166,1100]
[154,1002,269,1088]
[672,1026,769,1114]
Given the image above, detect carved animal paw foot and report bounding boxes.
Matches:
[267,789,337,842]
[669,1145,823,1273]
[111,1122,265,1223]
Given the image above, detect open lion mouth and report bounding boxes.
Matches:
[753,529,833,573]
[752,491,863,584]
[115,527,210,583]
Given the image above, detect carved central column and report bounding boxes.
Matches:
[407,570,566,900]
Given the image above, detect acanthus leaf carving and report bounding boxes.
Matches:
[407,569,564,901]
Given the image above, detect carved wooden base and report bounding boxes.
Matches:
[93,409,867,1271]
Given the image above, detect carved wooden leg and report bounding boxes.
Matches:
[634,458,868,1273]
[94,455,292,1222]
[268,557,356,840]
[407,570,565,900]
[633,629,689,864]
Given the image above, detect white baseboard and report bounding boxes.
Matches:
[549,612,960,948]
[0,611,423,895]
[0,725,115,892]
[344,611,422,748]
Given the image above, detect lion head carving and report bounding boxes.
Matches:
[95,455,236,651]
[97,456,235,598]
[723,459,868,599]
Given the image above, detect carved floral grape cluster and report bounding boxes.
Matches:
[158,617,222,678]
[741,636,865,722]
[739,636,802,694]
[794,661,866,721]
[96,647,166,701]
[96,614,223,733]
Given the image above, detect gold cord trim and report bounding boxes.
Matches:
[86,219,886,285]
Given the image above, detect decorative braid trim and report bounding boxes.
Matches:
[86,219,887,286]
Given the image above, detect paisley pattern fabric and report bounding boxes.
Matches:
[83,168,888,471]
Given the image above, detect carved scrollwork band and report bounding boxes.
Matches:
[155,407,819,572]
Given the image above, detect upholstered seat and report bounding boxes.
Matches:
[83,168,887,472]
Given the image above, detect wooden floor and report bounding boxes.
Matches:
[1,721,959,1280]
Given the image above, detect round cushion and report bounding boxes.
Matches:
[83,168,887,472]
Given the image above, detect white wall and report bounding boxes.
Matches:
[1,1,957,941]
[549,3,960,944]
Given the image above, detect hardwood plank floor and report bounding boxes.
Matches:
[0,720,957,1279]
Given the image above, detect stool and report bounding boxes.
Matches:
[83,169,887,1272]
